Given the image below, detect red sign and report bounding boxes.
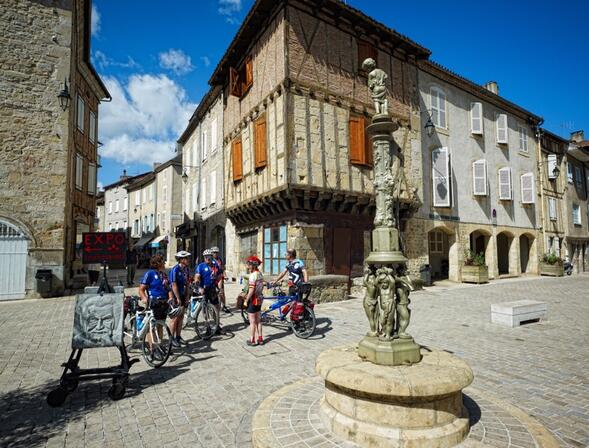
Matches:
[82,232,127,264]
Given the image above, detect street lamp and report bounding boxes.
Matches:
[57,78,71,111]
[423,110,435,137]
[182,165,200,181]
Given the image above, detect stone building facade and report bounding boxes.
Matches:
[0,0,109,298]
[103,173,134,232]
[127,173,157,249]
[95,191,105,232]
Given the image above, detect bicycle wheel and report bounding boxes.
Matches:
[195,303,218,340]
[241,306,249,325]
[291,304,316,339]
[141,320,172,368]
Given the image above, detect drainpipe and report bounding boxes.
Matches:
[534,119,546,263]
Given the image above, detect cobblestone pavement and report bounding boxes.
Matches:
[0,274,587,447]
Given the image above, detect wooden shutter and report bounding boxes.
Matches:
[254,115,267,169]
[244,57,253,91]
[547,154,558,179]
[496,114,508,144]
[470,102,483,134]
[472,159,487,196]
[229,66,241,97]
[521,173,534,204]
[432,147,451,207]
[358,41,378,72]
[232,138,243,182]
[349,116,369,166]
[498,167,512,200]
[548,197,557,220]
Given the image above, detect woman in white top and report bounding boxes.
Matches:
[245,256,264,346]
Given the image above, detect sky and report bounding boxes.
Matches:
[92,0,589,188]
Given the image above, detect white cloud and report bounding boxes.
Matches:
[97,181,104,192]
[93,50,140,70]
[98,74,196,166]
[218,0,242,23]
[91,4,101,36]
[201,56,211,68]
[158,49,194,75]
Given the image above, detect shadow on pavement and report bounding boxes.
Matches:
[463,393,482,426]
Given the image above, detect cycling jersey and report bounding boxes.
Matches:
[284,259,305,286]
[195,262,216,288]
[141,269,169,301]
[169,264,188,299]
[212,258,224,284]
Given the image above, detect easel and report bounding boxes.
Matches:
[47,262,138,407]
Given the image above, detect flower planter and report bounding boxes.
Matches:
[540,262,564,277]
[462,265,489,284]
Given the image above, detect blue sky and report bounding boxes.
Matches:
[92,0,589,187]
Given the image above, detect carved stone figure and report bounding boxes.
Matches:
[363,265,378,337]
[362,58,388,115]
[376,266,396,341]
[395,274,413,338]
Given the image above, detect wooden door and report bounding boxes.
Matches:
[332,227,352,275]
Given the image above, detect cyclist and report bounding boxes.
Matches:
[138,254,171,360]
[245,256,264,346]
[271,248,308,297]
[194,249,223,335]
[168,250,191,348]
[211,246,230,314]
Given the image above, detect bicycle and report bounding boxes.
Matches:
[123,296,173,368]
[240,282,316,339]
[184,286,219,340]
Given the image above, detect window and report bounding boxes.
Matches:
[349,115,371,166]
[232,138,243,182]
[192,137,199,167]
[357,40,378,74]
[548,197,557,221]
[123,220,127,229]
[520,173,534,204]
[142,188,146,204]
[123,197,128,211]
[229,57,253,98]
[150,214,155,232]
[263,226,287,275]
[76,95,85,132]
[192,183,198,213]
[547,154,558,180]
[149,184,154,202]
[162,212,166,231]
[75,154,83,190]
[472,159,487,196]
[210,170,216,205]
[429,231,444,254]
[575,166,583,188]
[254,114,267,169]
[163,186,167,203]
[211,118,218,153]
[572,203,581,225]
[470,102,483,134]
[114,221,118,230]
[498,167,512,200]
[496,113,508,144]
[567,162,574,184]
[88,162,96,195]
[430,87,447,128]
[109,223,113,231]
[432,147,451,207]
[133,220,139,236]
[89,111,96,144]
[108,201,112,214]
[157,213,161,226]
[202,129,208,161]
[518,125,528,152]
[115,199,119,212]
[200,177,207,210]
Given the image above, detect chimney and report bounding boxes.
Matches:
[120,169,129,181]
[570,130,584,143]
[484,81,499,95]
[153,162,162,170]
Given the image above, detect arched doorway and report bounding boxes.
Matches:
[0,220,29,300]
[496,232,514,275]
[428,228,450,281]
[519,233,535,274]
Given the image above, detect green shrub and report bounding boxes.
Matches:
[542,252,563,265]
[464,249,486,267]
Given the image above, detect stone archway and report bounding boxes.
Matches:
[519,233,536,274]
[496,232,513,275]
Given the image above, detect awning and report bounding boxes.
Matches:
[134,234,154,249]
[150,235,167,247]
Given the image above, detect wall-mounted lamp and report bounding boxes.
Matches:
[57,78,71,111]
[492,208,497,218]
[422,109,435,137]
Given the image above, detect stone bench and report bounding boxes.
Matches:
[491,300,547,327]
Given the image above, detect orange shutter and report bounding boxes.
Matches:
[254,115,267,169]
[245,57,253,90]
[229,67,241,97]
[349,116,367,165]
[232,139,243,181]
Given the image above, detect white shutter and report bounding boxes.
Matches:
[192,137,199,167]
[201,177,207,209]
[498,167,512,200]
[547,154,557,180]
[75,154,83,189]
[432,147,451,207]
[470,102,483,134]
[521,173,534,204]
[88,163,96,195]
[202,129,208,161]
[567,162,573,183]
[472,159,487,196]
[496,114,508,144]
[210,170,216,204]
[211,118,218,152]
[518,125,528,152]
[192,183,197,213]
[548,197,557,221]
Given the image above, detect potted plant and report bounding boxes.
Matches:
[540,252,564,276]
[462,249,489,284]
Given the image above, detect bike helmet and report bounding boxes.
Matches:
[168,304,182,318]
[246,256,262,266]
[210,246,220,253]
[203,249,213,257]
[175,250,191,260]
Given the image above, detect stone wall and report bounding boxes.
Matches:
[308,275,350,304]
[288,223,325,276]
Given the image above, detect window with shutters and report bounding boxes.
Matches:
[498,167,512,200]
[211,118,218,153]
[232,138,243,182]
[135,191,140,207]
[548,197,557,221]
[115,199,119,212]
[210,170,216,205]
[547,154,558,180]
[88,163,96,195]
[496,113,508,144]
[254,114,267,169]
[567,162,574,183]
[518,125,528,152]
[432,147,451,207]
[349,116,371,166]
[192,183,198,213]
[430,87,447,129]
[572,203,581,225]
[358,40,378,74]
[472,159,487,196]
[202,129,208,161]
[123,196,128,211]
[575,166,582,188]
[520,173,534,204]
[75,154,83,190]
[89,111,96,144]
[76,95,85,133]
[200,177,207,210]
[192,137,199,167]
[229,57,253,98]
[108,201,112,214]
[470,102,483,135]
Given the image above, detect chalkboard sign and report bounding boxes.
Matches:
[72,293,124,349]
[82,232,127,264]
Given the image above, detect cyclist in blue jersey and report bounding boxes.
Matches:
[211,246,230,314]
[272,248,308,296]
[169,250,191,348]
[195,249,223,335]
